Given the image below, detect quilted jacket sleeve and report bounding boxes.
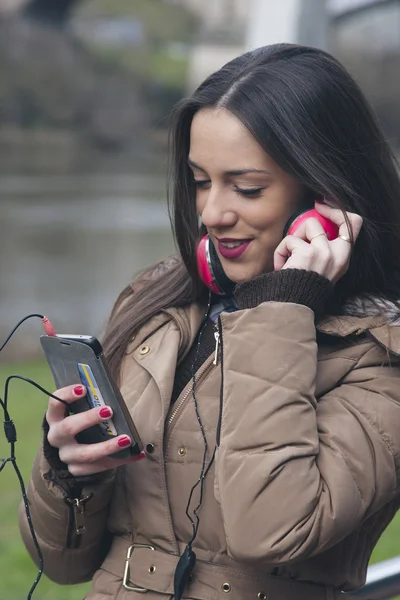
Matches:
[215,301,400,564]
[18,283,140,584]
[18,446,116,584]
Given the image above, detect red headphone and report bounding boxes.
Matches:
[196,206,339,295]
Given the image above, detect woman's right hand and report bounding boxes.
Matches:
[46,384,145,476]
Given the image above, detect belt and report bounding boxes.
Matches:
[101,536,342,600]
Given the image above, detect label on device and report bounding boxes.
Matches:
[78,363,117,437]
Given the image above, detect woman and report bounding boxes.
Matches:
[19,44,400,600]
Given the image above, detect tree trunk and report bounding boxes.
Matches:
[22,0,81,28]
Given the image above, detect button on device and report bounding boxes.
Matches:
[148,565,156,574]
[139,345,150,355]
[178,446,187,457]
[146,443,155,454]
[222,583,231,593]
[258,594,268,600]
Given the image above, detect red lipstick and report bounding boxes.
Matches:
[217,239,251,259]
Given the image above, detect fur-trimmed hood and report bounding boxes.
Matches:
[315,297,400,358]
[342,297,400,326]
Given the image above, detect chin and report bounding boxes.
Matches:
[223,266,264,283]
[221,259,274,282]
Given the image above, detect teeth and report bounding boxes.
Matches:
[222,241,243,248]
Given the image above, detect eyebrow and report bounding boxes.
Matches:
[187,158,272,176]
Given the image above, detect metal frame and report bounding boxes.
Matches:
[346,556,400,599]
[122,543,155,593]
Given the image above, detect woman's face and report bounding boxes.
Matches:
[190,108,306,282]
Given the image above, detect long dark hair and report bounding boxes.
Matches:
[103,43,400,379]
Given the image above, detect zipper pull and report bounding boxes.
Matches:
[66,494,92,535]
[73,498,86,535]
[213,330,220,366]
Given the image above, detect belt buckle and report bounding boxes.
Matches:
[123,543,155,592]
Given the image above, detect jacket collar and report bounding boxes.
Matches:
[127,303,206,363]
[129,301,400,359]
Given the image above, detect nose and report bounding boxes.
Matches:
[199,186,237,229]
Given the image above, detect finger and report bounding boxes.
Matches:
[59,434,133,464]
[274,235,309,271]
[46,384,87,425]
[67,452,146,477]
[330,233,355,271]
[303,219,334,272]
[313,204,353,280]
[314,202,363,241]
[303,217,330,246]
[49,405,114,446]
[284,215,330,245]
[338,211,363,242]
[275,216,329,271]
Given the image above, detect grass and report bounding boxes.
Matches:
[0,361,90,599]
[0,360,399,599]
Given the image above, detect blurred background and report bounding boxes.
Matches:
[1,0,400,357]
[0,1,399,598]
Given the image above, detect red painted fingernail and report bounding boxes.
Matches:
[118,436,131,448]
[73,385,84,396]
[99,407,112,418]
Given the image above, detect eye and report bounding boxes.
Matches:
[234,186,264,198]
[194,180,211,189]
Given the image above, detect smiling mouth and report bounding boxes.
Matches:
[220,241,246,249]
[216,239,251,259]
[218,238,251,247]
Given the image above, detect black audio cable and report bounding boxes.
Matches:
[0,314,68,599]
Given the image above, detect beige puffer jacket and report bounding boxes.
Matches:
[19,300,400,600]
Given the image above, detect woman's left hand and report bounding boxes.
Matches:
[274,202,363,283]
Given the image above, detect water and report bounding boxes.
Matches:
[0,172,175,360]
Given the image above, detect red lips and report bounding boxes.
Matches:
[217,239,251,259]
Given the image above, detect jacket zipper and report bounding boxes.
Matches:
[216,317,224,447]
[65,493,93,549]
[167,385,193,428]
[213,326,220,366]
[166,323,221,430]
[166,355,216,429]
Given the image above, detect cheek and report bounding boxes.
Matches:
[255,192,300,234]
[251,209,294,260]
[250,205,289,238]
[196,193,204,216]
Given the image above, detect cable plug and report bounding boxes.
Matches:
[42,316,56,337]
[4,419,17,443]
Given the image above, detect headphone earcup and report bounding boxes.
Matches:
[196,235,235,295]
[283,208,339,240]
[197,235,218,292]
